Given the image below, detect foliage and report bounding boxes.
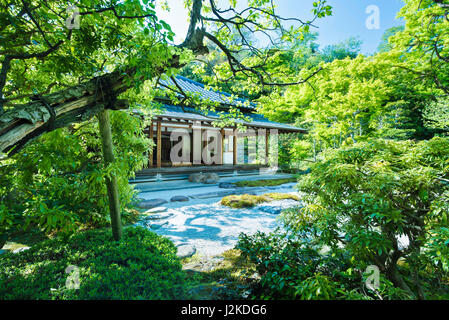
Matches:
[0,227,186,300]
[377,26,405,53]
[260,53,437,148]
[321,37,362,62]
[236,230,410,300]
[0,0,175,111]
[285,137,449,299]
[0,110,151,236]
[423,97,449,133]
[390,0,449,97]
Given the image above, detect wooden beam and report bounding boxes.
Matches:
[265,129,269,165]
[220,128,224,165]
[148,122,153,168]
[192,121,202,165]
[156,120,162,168]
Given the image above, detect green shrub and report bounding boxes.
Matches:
[0,227,186,300]
[236,231,412,300]
[0,111,152,237]
[286,137,449,299]
[234,178,297,187]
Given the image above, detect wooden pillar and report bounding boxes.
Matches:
[265,129,269,165]
[148,122,154,167]
[233,128,238,165]
[97,109,122,241]
[220,128,225,165]
[192,121,202,165]
[156,120,162,168]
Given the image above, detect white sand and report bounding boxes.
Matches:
[136,183,301,257]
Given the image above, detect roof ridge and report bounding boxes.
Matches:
[175,75,238,99]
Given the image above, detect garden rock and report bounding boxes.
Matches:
[176,244,196,259]
[149,221,169,230]
[218,182,235,189]
[171,195,189,202]
[188,173,205,183]
[203,173,219,184]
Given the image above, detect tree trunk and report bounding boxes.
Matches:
[97,109,122,241]
[0,51,184,156]
[0,69,133,155]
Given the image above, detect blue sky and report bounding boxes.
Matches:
[156,0,405,55]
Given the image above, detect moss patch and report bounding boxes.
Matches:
[221,193,299,208]
[183,249,257,299]
[234,177,297,187]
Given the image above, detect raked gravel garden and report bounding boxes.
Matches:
[134,181,302,259]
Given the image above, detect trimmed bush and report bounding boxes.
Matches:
[221,193,299,208]
[0,227,186,300]
[221,194,271,208]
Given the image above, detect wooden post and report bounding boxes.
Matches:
[97,109,122,241]
[265,129,269,165]
[148,122,154,167]
[220,128,225,165]
[233,128,238,165]
[156,120,162,168]
[192,121,202,165]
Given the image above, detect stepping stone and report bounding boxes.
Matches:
[218,182,235,189]
[176,244,196,259]
[170,195,189,202]
[149,221,169,230]
[188,173,205,183]
[203,173,219,184]
[146,212,174,220]
[144,207,167,214]
[191,190,235,199]
[137,199,168,209]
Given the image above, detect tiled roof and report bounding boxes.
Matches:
[158,76,256,109]
[155,76,306,133]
